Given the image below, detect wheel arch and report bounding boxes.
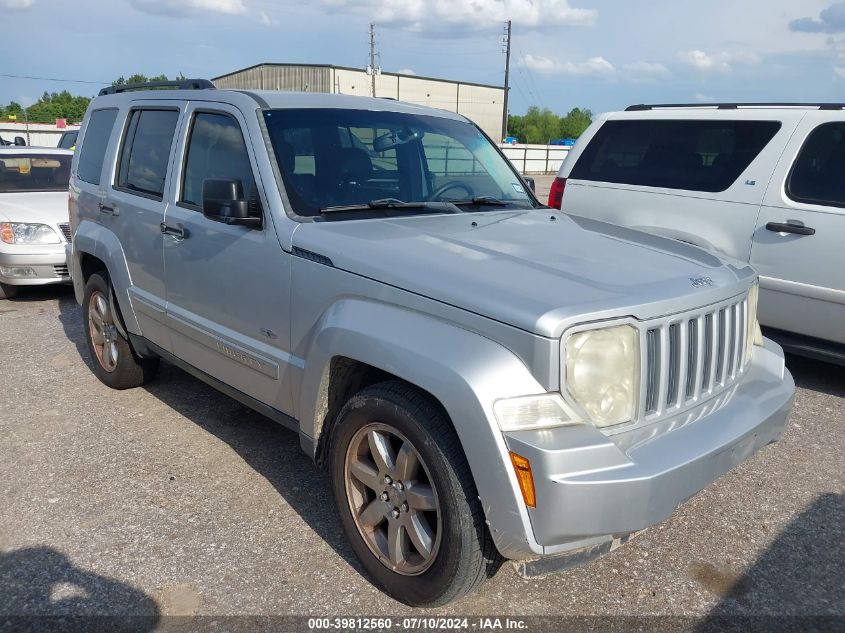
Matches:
[70,220,140,335]
[296,298,547,558]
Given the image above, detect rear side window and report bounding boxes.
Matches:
[570,119,781,192]
[116,109,179,199]
[181,112,255,208]
[77,108,117,185]
[787,122,845,208]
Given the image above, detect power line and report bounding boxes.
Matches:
[0,73,108,85]
[518,50,546,109]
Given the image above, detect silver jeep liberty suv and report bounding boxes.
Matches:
[67,79,794,607]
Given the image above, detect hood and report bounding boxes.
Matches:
[292,210,755,338]
[0,192,69,225]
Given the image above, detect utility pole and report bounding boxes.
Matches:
[369,23,378,97]
[501,20,512,141]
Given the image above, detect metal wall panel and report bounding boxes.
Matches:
[262,66,331,92]
[456,84,504,141]
[213,65,504,140]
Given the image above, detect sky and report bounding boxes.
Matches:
[2,0,845,116]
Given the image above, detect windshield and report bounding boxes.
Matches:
[0,153,72,193]
[263,108,536,217]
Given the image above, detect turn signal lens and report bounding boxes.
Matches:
[509,452,536,508]
[493,393,578,432]
[0,223,13,244]
[744,282,764,365]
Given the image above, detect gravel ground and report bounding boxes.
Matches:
[0,284,843,627]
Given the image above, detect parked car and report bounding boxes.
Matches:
[57,130,79,150]
[0,147,73,299]
[551,103,845,365]
[67,81,794,606]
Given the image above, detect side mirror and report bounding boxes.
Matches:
[14,136,26,146]
[202,178,261,228]
[522,176,536,192]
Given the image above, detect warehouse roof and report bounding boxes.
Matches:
[212,62,504,91]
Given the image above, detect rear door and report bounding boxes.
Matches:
[751,114,845,344]
[162,103,295,414]
[560,114,793,261]
[107,102,184,350]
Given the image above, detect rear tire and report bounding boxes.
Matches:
[82,272,158,389]
[0,283,20,300]
[329,380,499,607]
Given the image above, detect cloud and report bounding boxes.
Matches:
[518,53,614,75]
[396,68,416,75]
[259,9,278,25]
[677,49,761,72]
[128,0,247,18]
[790,2,845,34]
[694,92,716,103]
[622,61,671,77]
[1,0,35,9]
[321,0,597,33]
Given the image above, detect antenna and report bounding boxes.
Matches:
[502,20,512,141]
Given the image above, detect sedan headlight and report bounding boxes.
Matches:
[744,282,764,364]
[0,222,61,245]
[565,324,640,428]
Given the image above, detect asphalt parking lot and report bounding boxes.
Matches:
[1,280,843,626]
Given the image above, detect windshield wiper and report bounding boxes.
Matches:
[321,198,461,214]
[446,196,509,207]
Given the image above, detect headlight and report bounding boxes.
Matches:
[0,222,61,245]
[565,324,640,428]
[493,394,579,432]
[744,282,764,364]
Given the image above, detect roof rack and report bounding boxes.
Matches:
[626,102,845,111]
[99,79,215,96]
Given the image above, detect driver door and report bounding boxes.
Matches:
[162,104,296,415]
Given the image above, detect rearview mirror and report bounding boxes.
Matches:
[14,137,26,146]
[373,127,423,153]
[202,178,261,228]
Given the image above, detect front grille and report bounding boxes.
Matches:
[54,265,69,278]
[58,223,72,242]
[642,294,748,420]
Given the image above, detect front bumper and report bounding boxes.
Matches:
[0,247,69,286]
[502,338,793,557]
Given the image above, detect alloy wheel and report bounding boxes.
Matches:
[88,290,119,373]
[344,423,442,575]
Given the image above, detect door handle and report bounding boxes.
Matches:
[160,222,189,240]
[98,202,118,216]
[765,221,815,236]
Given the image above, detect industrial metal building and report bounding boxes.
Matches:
[212,63,505,141]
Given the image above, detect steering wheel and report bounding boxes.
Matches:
[430,180,475,201]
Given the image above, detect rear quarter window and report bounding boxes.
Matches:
[77,108,118,185]
[787,122,845,208]
[570,119,781,192]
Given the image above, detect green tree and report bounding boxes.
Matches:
[0,74,186,123]
[507,106,593,144]
[112,73,173,86]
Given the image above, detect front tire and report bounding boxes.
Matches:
[330,381,499,606]
[0,283,20,300]
[82,272,158,389]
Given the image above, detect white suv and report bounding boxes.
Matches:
[552,103,845,364]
